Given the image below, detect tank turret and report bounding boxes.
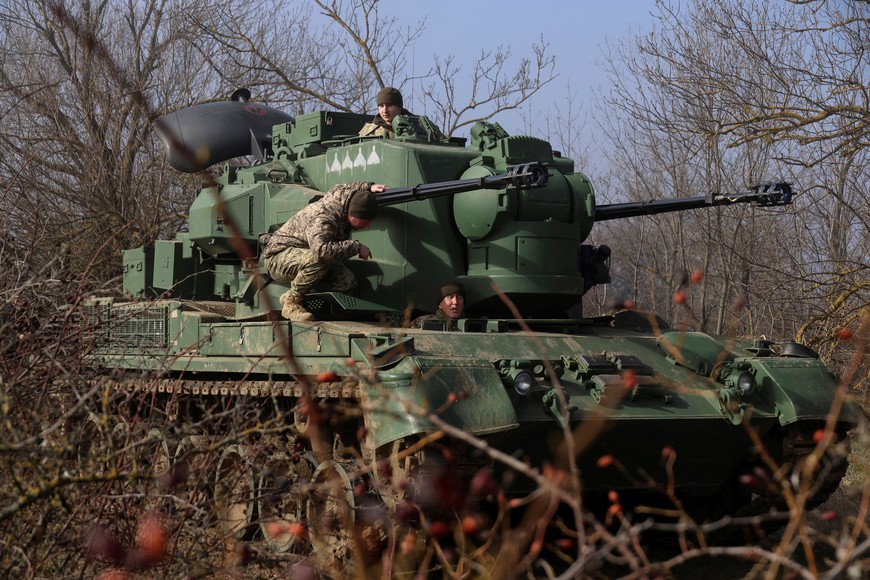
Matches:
[137,94,793,321]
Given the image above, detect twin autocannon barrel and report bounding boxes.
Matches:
[594,181,794,221]
[373,162,549,207]
[373,165,793,224]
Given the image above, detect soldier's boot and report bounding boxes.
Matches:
[280,294,315,322]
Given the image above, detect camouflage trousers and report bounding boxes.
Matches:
[264,248,356,302]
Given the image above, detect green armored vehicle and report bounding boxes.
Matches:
[87,90,859,568]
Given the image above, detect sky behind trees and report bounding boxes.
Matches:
[335,0,656,168]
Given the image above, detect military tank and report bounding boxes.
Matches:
[84,90,859,573]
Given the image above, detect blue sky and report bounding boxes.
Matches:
[373,0,658,168]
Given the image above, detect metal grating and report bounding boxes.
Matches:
[113,306,169,347]
[82,301,170,351]
[336,295,359,308]
[179,300,236,319]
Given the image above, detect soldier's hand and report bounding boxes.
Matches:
[358,244,372,260]
[370,184,387,193]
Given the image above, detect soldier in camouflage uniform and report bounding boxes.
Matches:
[411,281,466,330]
[358,87,413,138]
[264,182,385,321]
[359,86,446,140]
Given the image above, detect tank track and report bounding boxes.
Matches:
[780,421,851,509]
[102,377,360,399]
[737,421,852,518]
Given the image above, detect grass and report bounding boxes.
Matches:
[843,428,870,489]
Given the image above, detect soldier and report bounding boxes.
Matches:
[411,281,466,330]
[358,87,415,137]
[264,182,386,321]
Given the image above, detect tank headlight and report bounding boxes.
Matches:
[737,372,756,396]
[510,369,535,396]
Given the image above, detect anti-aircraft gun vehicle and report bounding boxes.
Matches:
[85,90,859,567]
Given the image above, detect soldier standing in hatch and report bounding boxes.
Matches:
[411,281,466,330]
[264,182,386,321]
[358,87,415,137]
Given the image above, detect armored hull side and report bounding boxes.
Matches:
[88,298,853,519]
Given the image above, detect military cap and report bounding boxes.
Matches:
[440,281,465,300]
[348,189,378,220]
[376,87,403,108]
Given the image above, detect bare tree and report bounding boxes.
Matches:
[181,0,372,113]
[186,0,556,135]
[592,0,868,372]
[420,36,557,136]
[0,0,205,280]
[702,0,870,164]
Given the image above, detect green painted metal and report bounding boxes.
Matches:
[365,357,519,448]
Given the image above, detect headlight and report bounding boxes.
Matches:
[510,369,535,396]
[737,371,756,396]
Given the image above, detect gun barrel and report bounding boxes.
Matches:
[595,182,793,222]
[595,196,710,221]
[375,162,548,207]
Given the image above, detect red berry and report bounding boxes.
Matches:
[469,468,497,497]
[400,532,416,556]
[555,537,575,552]
[96,571,131,580]
[739,474,761,487]
[235,542,254,565]
[427,521,450,540]
[837,328,854,341]
[298,397,314,416]
[691,269,704,284]
[86,525,125,565]
[460,514,481,536]
[159,462,189,489]
[264,520,287,538]
[376,459,392,478]
[673,291,687,305]
[135,513,165,566]
[286,522,307,539]
[597,455,614,468]
[316,370,338,382]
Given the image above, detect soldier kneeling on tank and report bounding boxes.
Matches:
[411,281,466,330]
[264,182,386,321]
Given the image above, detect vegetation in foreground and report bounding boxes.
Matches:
[0,266,867,579]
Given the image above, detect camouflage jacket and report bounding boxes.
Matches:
[263,182,372,261]
[360,112,447,141]
[358,109,415,137]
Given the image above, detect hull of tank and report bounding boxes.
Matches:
[86,297,856,514]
